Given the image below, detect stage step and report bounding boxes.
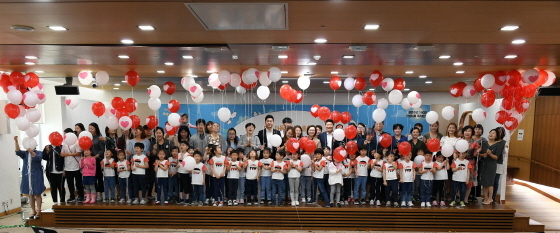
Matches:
[513,213,545,233]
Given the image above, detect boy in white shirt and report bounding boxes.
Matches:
[131,142,149,205]
[190,151,207,206]
[313,149,331,208]
[227,149,242,206]
[353,145,370,205]
[271,151,287,206]
[116,151,130,203]
[418,152,436,207]
[398,153,416,207]
[450,152,472,208]
[154,150,169,205]
[167,147,180,204]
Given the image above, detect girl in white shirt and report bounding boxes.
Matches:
[328,159,344,207]
[227,150,242,206]
[208,145,227,206]
[101,149,117,203]
[153,150,169,205]
[244,149,262,205]
[287,151,303,206]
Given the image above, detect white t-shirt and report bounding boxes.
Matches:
[208,155,227,177]
[101,158,117,177]
[313,158,327,179]
[227,161,242,179]
[354,156,370,177]
[343,158,355,178]
[117,160,130,178]
[440,136,458,147]
[287,160,303,178]
[271,161,287,180]
[398,160,416,182]
[434,161,448,180]
[177,152,190,174]
[369,159,384,178]
[245,160,262,180]
[156,160,170,178]
[326,132,333,149]
[265,129,274,148]
[451,159,471,182]
[260,158,274,177]
[420,161,435,180]
[168,157,179,175]
[191,162,207,185]
[63,143,82,171]
[383,162,398,180]
[131,154,149,175]
[323,156,331,174]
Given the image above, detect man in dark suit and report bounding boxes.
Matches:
[363,121,390,158]
[318,119,335,149]
[257,115,281,154]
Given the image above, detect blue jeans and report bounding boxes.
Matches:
[118,177,128,200]
[131,174,146,199]
[192,185,205,203]
[104,176,116,199]
[420,180,433,203]
[168,175,179,198]
[271,179,285,204]
[156,177,169,203]
[300,176,312,200]
[212,177,225,202]
[400,182,413,203]
[237,177,246,200]
[354,176,368,200]
[385,180,398,202]
[260,176,272,200]
[453,181,466,202]
[313,178,330,204]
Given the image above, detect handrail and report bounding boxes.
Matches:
[509,155,560,173]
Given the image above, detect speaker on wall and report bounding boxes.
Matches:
[55,77,80,95]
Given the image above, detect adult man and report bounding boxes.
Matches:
[280,117,292,137]
[319,119,344,149]
[190,119,208,152]
[257,115,281,152]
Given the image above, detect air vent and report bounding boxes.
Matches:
[11,25,34,31]
[186,3,288,30]
[349,45,367,51]
[272,46,289,51]
[415,44,434,51]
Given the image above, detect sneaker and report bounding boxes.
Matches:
[426,202,432,207]
[401,201,406,207]
[140,199,146,205]
[218,201,223,207]
[449,201,456,207]
[198,201,203,206]
[344,200,348,205]
[228,200,233,206]
[360,199,366,205]
[337,202,342,207]
[126,199,132,204]
[260,200,264,204]
[393,202,399,207]
[239,199,244,204]
[268,201,272,205]
[432,201,438,206]
[254,201,259,205]
[421,202,426,207]
[155,201,161,204]
[97,195,103,201]
[307,197,311,203]
[132,199,139,205]
[326,203,331,208]
[292,202,296,207]
[213,202,218,207]
[354,200,360,205]
[407,201,414,207]
[370,200,374,205]
[247,202,252,206]
[111,198,115,203]
[178,199,184,204]
[440,201,446,207]
[164,201,169,205]
[119,198,125,203]
[295,201,300,206]
[77,197,85,203]
[386,201,391,207]
[460,201,465,207]
[307,200,314,204]
[376,200,381,206]
[67,198,76,202]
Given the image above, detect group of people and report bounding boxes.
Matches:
[16,113,506,216]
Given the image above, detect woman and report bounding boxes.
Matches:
[170,125,190,148]
[408,127,426,158]
[150,127,172,199]
[126,126,151,159]
[407,123,424,141]
[479,129,505,205]
[493,127,507,203]
[440,123,459,147]
[75,123,85,136]
[279,126,295,152]
[117,128,133,152]
[226,128,239,153]
[205,121,214,135]
[391,124,408,159]
[207,122,227,150]
[462,125,486,203]
[238,123,261,157]
[89,123,106,201]
[356,123,367,143]
[294,125,303,140]
[104,127,119,151]
[423,121,443,142]
[14,136,45,219]
[307,125,321,149]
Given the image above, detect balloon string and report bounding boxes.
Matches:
[333,90,336,110]
[347,91,350,113]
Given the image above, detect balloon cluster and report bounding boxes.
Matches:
[279,84,303,103]
[308,105,352,123]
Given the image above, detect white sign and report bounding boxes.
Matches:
[517,129,524,141]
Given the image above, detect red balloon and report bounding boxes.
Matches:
[78,136,93,150]
[500,85,514,98]
[279,84,292,99]
[217,83,229,91]
[168,99,180,113]
[146,115,158,129]
[111,97,124,109]
[48,132,64,147]
[393,78,406,91]
[91,102,105,117]
[165,123,178,135]
[294,90,304,103]
[369,71,383,87]
[115,109,129,119]
[379,134,392,148]
[345,141,358,155]
[310,104,320,117]
[130,115,141,129]
[340,112,351,124]
[9,71,24,86]
[507,70,521,85]
[317,106,331,121]
[449,83,462,97]
[329,76,341,90]
[287,89,298,103]
[124,98,137,113]
[495,110,509,124]
[299,136,310,146]
[473,77,485,92]
[344,125,357,139]
[522,84,537,98]
[480,90,496,108]
[304,140,317,154]
[398,141,412,156]
[501,97,514,110]
[535,70,548,86]
[163,81,176,95]
[363,91,375,105]
[330,111,342,123]
[494,71,507,86]
[354,77,366,91]
[504,117,518,131]
[286,138,299,153]
[125,70,139,87]
[515,98,530,114]
[23,72,40,88]
[4,103,20,119]
[426,138,441,153]
[333,147,347,162]
[0,73,12,88]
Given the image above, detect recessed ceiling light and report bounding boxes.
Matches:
[314,38,327,43]
[190,75,198,78]
[47,26,67,31]
[456,71,465,74]
[425,81,433,84]
[25,56,38,59]
[278,55,288,59]
[323,81,330,84]
[504,55,517,59]
[439,55,451,59]
[512,39,525,44]
[419,75,427,78]
[182,55,194,59]
[113,87,120,90]
[405,71,414,74]
[157,70,165,74]
[138,25,155,31]
[206,71,214,73]
[453,62,463,66]
[342,55,354,59]
[307,62,317,65]
[165,62,174,66]
[232,55,238,59]
[114,83,121,86]
[403,88,410,91]
[282,80,289,83]
[331,71,339,74]
[121,80,127,83]
[364,24,380,30]
[25,62,35,65]
[369,88,375,91]
[121,39,134,44]
[281,71,288,74]
[34,71,44,73]
[501,25,519,31]
[118,55,129,59]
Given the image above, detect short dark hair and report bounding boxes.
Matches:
[315,125,323,131]
[229,149,238,156]
[193,151,202,157]
[410,127,421,134]
[413,123,423,132]
[462,125,474,135]
[245,123,256,129]
[358,145,368,151]
[265,115,274,122]
[325,119,334,125]
[277,150,286,157]
[143,125,150,130]
[393,123,404,131]
[282,117,292,124]
[134,142,145,150]
[474,124,484,135]
[195,119,206,126]
[171,146,179,152]
[348,122,357,128]
[314,148,324,155]
[181,114,188,118]
[64,128,73,134]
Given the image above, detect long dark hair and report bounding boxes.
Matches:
[105,127,118,138]
[89,122,102,137]
[75,123,85,133]
[178,125,190,141]
[228,128,238,145]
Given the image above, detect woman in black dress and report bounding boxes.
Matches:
[479,129,505,205]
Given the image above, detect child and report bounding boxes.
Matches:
[271,151,287,206]
[154,149,169,205]
[418,152,436,207]
[101,149,117,203]
[131,142,149,205]
[300,151,313,204]
[398,153,416,207]
[433,152,448,207]
[328,157,344,207]
[244,149,262,205]
[287,151,303,206]
[177,142,192,204]
[168,146,179,204]
[208,145,228,206]
[450,152,472,208]
[116,151,130,203]
[227,149,242,206]
[342,153,355,205]
[383,153,399,207]
[259,148,274,204]
[413,148,425,202]
[203,146,214,205]
[369,152,384,206]
[180,113,197,129]
[353,145,370,205]
[237,150,247,204]
[312,148,331,207]
[190,151,206,206]
[322,147,332,199]
[80,149,97,204]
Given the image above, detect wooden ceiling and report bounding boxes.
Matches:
[0,0,559,92]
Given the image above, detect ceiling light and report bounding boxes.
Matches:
[25,62,35,65]
[11,25,34,31]
[314,38,327,43]
[121,80,127,83]
[342,55,354,59]
[272,45,289,51]
[190,75,198,78]
[419,75,427,78]
[47,26,67,31]
[364,24,380,30]
[453,62,463,66]
[138,25,155,31]
[282,80,289,83]
[121,39,134,44]
[504,55,517,59]
[512,39,525,44]
[25,56,38,59]
[456,71,465,74]
[369,88,375,91]
[439,55,451,59]
[403,88,410,91]
[34,71,44,73]
[114,83,121,86]
[425,81,433,84]
[323,81,330,84]
[165,62,174,66]
[183,55,194,59]
[113,87,119,90]
[278,55,288,59]
[331,71,339,74]
[281,71,288,74]
[405,71,414,74]
[157,70,165,73]
[501,25,519,31]
[232,55,238,59]
[118,55,129,59]
[206,71,214,73]
[307,62,317,65]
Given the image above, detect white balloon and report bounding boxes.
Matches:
[491,83,505,93]
[407,91,421,104]
[268,67,282,82]
[372,108,386,123]
[17,106,26,118]
[462,85,476,99]
[257,86,270,100]
[64,133,78,145]
[7,90,22,104]
[301,154,312,168]
[297,75,310,90]
[245,68,258,83]
[183,156,196,171]
[35,91,46,104]
[269,134,282,147]
[236,86,246,94]
[15,116,31,131]
[343,77,355,91]
[218,70,231,85]
[377,98,388,110]
[78,71,93,85]
[192,92,204,103]
[22,137,37,149]
[441,144,454,157]
[401,98,411,110]
[543,71,556,87]
[208,73,221,88]
[333,128,345,141]
[29,83,43,92]
[381,78,394,92]
[168,113,182,127]
[388,90,403,104]
[66,98,79,110]
[522,69,539,84]
[426,111,439,124]
[181,76,195,90]
[481,74,495,89]
[441,106,456,120]
[472,108,487,123]
[25,124,40,137]
[23,92,39,107]
[229,73,242,87]
[104,102,115,118]
[106,116,119,130]
[511,111,523,123]
[26,108,41,122]
[455,139,469,153]
[147,85,161,98]
[414,155,425,166]
[259,72,271,86]
[119,116,133,131]
[217,108,231,123]
[411,99,422,109]
[189,83,202,97]
[95,71,110,85]
[148,97,162,111]
[79,131,93,140]
[352,94,363,108]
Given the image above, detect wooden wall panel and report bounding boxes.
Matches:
[530,96,560,189]
[509,99,536,181]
